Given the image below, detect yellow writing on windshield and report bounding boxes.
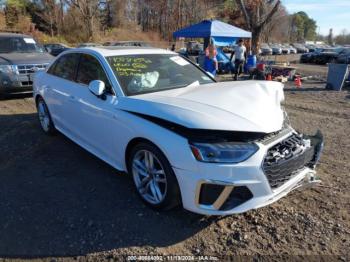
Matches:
[111,57,152,77]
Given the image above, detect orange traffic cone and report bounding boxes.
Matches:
[266,74,272,81]
[294,76,302,88]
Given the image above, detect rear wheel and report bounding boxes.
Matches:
[36,97,56,135]
[127,142,181,210]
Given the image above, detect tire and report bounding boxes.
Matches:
[127,142,181,211]
[36,96,56,135]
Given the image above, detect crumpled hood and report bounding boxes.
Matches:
[118,81,285,133]
[0,52,53,65]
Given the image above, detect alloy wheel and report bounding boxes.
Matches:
[132,150,167,205]
[38,100,50,132]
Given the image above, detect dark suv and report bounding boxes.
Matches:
[336,48,350,64]
[0,33,53,95]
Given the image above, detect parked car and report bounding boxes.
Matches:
[186,41,203,55]
[336,48,350,64]
[300,48,325,63]
[33,46,323,215]
[271,44,282,55]
[281,45,290,54]
[292,43,309,53]
[314,48,344,64]
[44,43,70,56]
[287,45,297,54]
[77,43,100,48]
[305,44,316,52]
[103,41,151,47]
[260,43,273,55]
[0,33,53,95]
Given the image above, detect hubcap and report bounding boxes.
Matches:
[38,101,50,132]
[132,150,167,205]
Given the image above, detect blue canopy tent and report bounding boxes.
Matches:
[173,19,251,46]
[173,20,252,75]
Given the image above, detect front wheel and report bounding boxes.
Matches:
[127,142,181,210]
[36,97,56,135]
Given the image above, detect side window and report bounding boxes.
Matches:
[47,53,80,81]
[76,54,113,94]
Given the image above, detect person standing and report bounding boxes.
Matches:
[230,39,247,80]
[204,43,218,76]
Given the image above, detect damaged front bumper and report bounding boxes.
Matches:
[175,130,324,216]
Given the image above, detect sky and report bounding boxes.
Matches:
[282,0,350,36]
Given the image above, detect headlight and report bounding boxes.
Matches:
[190,142,258,163]
[0,65,17,74]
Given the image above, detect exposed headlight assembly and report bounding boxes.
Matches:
[0,65,17,74]
[190,142,259,163]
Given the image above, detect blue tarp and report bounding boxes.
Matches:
[173,20,251,39]
[212,36,237,46]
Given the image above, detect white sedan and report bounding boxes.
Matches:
[33,47,323,215]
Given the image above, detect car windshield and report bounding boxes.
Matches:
[0,37,44,53]
[106,54,214,96]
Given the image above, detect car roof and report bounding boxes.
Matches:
[0,32,32,38]
[70,46,175,56]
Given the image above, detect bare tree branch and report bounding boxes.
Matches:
[235,0,251,28]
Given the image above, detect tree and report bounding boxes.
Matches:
[335,29,350,45]
[235,0,281,54]
[28,0,60,37]
[260,4,289,43]
[4,0,27,28]
[290,11,317,42]
[65,0,101,40]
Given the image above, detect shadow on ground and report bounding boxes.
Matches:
[284,87,327,92]
[0,92,33,101]
[0,113,213,258]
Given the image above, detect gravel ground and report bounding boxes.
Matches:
[0,81,349,260]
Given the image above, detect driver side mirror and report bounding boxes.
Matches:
[88,80,106,99]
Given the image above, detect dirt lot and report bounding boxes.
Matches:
[0,81,349,260]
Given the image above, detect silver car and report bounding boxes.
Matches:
[271,45,282,55]
[0,33,53,95]
[260,44,273,55]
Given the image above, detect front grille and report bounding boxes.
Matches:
[20,81,33,86]
[263,133,315,189]
[17,64,48,75]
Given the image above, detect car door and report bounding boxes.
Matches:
[69,53,120,163]
[44,53,80,133]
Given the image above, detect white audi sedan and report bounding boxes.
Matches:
[33,46,323,215]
